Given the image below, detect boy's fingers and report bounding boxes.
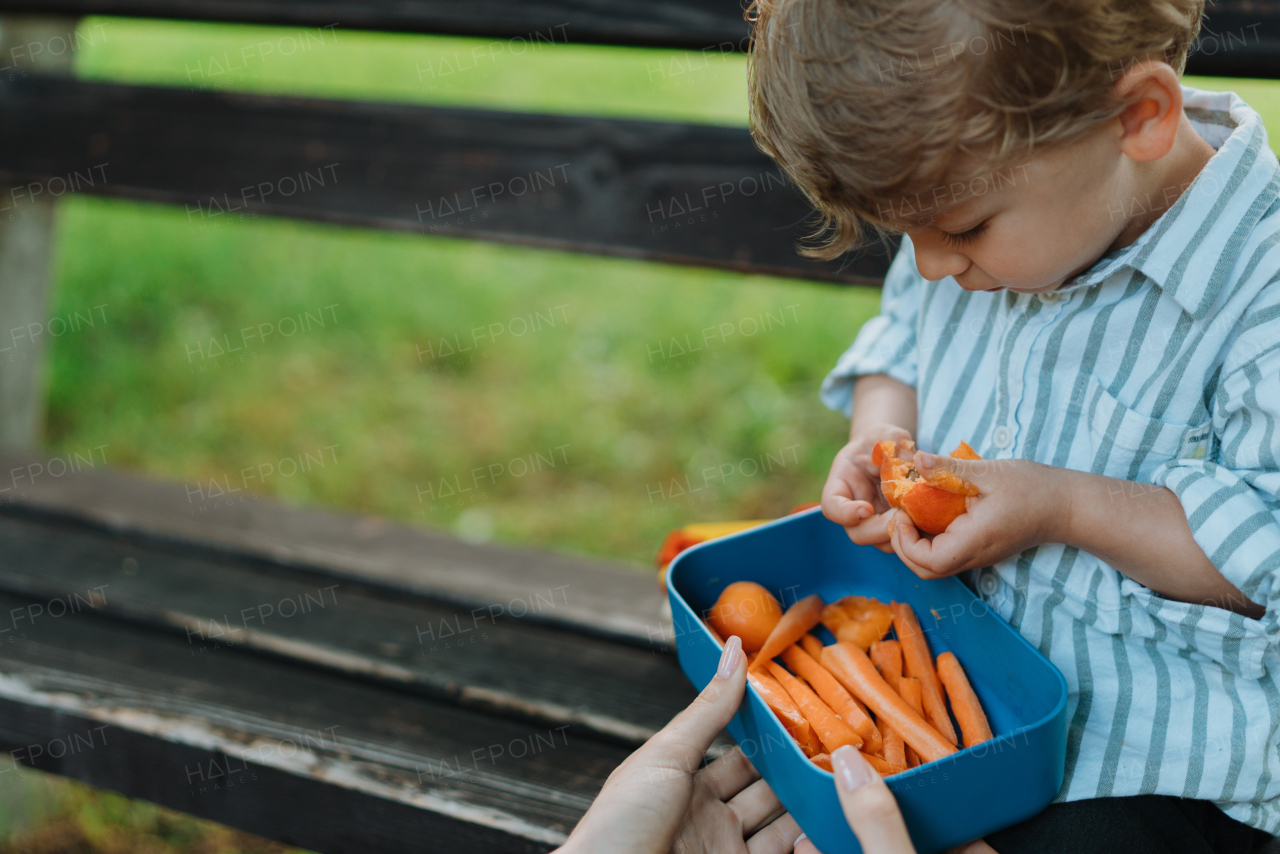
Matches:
[913,451,999,488]
[844,510,895,546]
[824,494,876,528]
[823,473,879,527]
[830,454,882,503]
[890,514,947,580]
[893,516,978,578]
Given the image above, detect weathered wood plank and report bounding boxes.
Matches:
[0,509,697,745]
[0,588,637,852]
[0,0,1272,77]
[0,75,894,285]
[0,19,77,450]
[1184,2,1280,79]
[0,0,751,49]
[0,450,674,650]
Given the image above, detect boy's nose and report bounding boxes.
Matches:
[908,231,971,283]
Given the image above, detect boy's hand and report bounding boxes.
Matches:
[823,423,913,553]
[888,452,1064,579]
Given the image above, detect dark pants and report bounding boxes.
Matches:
[986,796,1277,854]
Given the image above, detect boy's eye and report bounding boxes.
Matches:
[940,220,988,247]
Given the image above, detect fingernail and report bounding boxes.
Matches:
[717,634,742,679]
[857,505,871,519]
[795,833,808,845]
[832,745,875,792]
[918,452,938,468]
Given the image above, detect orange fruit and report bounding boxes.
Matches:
[834,596,894,649]
[707,581,783,651]
[821,595,893,650]
[872,440,981,535]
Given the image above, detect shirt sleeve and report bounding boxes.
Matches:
[1151,288,1280,613]
[819,235,924,418]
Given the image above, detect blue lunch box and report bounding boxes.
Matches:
[666,507,1068,854]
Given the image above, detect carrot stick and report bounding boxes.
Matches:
[800,634,825,660]
[899,677,924,767]
[879,719,906,768]
[750,594,824,671]
[936,652,994,747]
[767,661,863,752]
[748,671,823,756]
[863,753,908,777]
[890,602,959,746]
[797,720,824,755]
[899,676,924,713]
[810,753,833,772]
[819,642,957,764]
[780,645,882,753]
[869,639,903,691]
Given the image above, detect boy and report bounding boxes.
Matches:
[749,0,1280,849]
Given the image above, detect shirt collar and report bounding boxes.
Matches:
[1058,86,1280,319]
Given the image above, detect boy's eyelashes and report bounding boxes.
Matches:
[939,220,989,247]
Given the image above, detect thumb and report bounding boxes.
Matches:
[913,450,995,492]
[651,635,747,762]
[831,746,918,854]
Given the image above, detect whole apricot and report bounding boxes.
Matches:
[707,581,783,651]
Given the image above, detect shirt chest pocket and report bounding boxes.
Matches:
[1084,375,1204,482]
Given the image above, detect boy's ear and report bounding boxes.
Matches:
[1113,60,1184,163]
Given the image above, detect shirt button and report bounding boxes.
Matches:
[978,569,1000,597]
[992,425,1013,449]
[1040,291,1061,303]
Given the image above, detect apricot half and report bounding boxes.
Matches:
[872,439,981,535]
[820,595,893,650]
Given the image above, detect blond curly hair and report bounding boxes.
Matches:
[748,0,1205,258]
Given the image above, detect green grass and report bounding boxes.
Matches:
[0,758,302,854]
[74,17,751,125]
[45,18,883,567]
[47,200,872,559]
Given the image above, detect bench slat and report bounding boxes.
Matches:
[0,0,1271,79]
[0,0,751,49]
[0,75,894,284]
[0,511,697,745]
[0,590,637,852]
[0,450,675,650]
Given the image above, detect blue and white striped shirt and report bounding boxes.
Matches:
[822,87,1280,831]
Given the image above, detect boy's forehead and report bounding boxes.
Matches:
[873,194,979,232]
[869,162,1032,231]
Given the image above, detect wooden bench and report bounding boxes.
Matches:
[0,3,1275,849]
[0,447,694,852]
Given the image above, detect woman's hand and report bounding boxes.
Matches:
[556,636,801,854]
[887,452,1063,579]
[795,746,997,854]
[823,424,913,554]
